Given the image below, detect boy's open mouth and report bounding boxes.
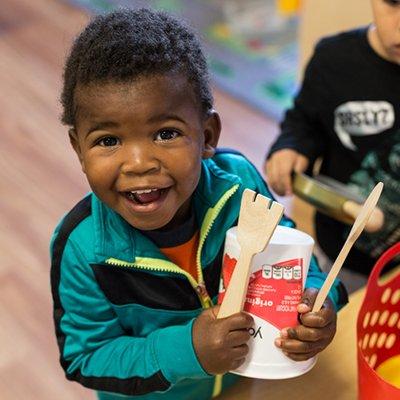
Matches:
[124,188,168,205]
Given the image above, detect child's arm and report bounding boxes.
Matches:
[51,239,215,396]
[274,288,336,361]
[265,41,329,195]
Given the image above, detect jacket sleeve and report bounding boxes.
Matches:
[267,41,329,164]
[50,237,208,396]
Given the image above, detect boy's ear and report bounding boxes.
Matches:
[202,110,221,159]
[69,128,86,173]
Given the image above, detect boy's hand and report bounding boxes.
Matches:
[274,288,337,361]
[264,149,309,196]
[192,306,253,375]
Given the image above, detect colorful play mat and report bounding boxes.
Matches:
[65,0,300,120]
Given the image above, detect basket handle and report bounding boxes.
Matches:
[367,242,400,290]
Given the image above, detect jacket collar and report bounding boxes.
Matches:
[193,158,241,224]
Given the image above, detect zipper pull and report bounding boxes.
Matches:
[195,283,213,308]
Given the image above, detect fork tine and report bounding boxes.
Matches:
[241,189,256,206]
[270,201,285,213]
[254,193,271,211]
[270,201,284,222]
[237,190,256,231]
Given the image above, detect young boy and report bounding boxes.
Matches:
[50,8,347,400]
[266,0,400,284]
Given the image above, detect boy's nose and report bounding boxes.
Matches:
[120,145,160,175]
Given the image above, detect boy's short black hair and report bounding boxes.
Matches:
[61,8,213,126]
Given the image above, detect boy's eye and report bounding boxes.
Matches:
[155,129,180,141]
[386,0,400,5]
[97,136,119,147]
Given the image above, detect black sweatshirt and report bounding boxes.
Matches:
[268,27,400,274]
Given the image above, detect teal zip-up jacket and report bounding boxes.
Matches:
[50,150,348,400]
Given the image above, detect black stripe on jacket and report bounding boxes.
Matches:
[50,195,170,395]
[90,247,223,309]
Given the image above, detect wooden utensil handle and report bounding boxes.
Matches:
[342,200,384,233]
[218,250,253,319]
[312,243,353,312]
[312,182,383,312]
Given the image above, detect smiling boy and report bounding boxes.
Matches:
[70,74,212,232]
[50,8,348,400]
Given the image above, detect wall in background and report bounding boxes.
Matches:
[299,0,373,72]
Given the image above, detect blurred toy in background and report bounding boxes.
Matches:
[202,0,302,118]
[213,0,300,38]
[69,0,301,119]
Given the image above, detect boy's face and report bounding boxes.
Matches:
[70,73,220,231]
[370,0,400,64]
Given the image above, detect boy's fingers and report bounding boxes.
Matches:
[300,288,335,313]
[266,152,295,196]
[297,289,336,327]
[297,303,311,314]
[231,357,247,371]
[279,170,293,196]
[300,300,336,328]
[300,312,335,328]
[266,160,284,195]
[266,150,309,196]
[298,287,332,314]
[276,338,312,353]
[293,154,309,173]
[276,338,322,354]
[221,312,254,330]
[299,287,319,310]
[230,344,250,360]
[285,326,323,342]
[283,351,318,362]
[266,160,275,186]
[276,156,296,196]
[227,330,251,347]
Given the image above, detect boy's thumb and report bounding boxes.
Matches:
[299,287,319,311]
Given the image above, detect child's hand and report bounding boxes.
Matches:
[274,288,337,361]
[265,149,309,196]
[192,306,253,375]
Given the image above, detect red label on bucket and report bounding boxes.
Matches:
[219,255,303,329]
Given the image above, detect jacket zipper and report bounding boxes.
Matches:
[105,184,239,308]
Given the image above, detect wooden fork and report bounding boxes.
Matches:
[218,189,284,319]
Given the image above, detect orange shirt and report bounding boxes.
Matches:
[160,231,200,281]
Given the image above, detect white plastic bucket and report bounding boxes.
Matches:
[218,225,317,379]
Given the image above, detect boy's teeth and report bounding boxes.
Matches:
[127,188,164,205]
[130,189,157,194]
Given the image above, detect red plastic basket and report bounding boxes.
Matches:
[357,242,400,399]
